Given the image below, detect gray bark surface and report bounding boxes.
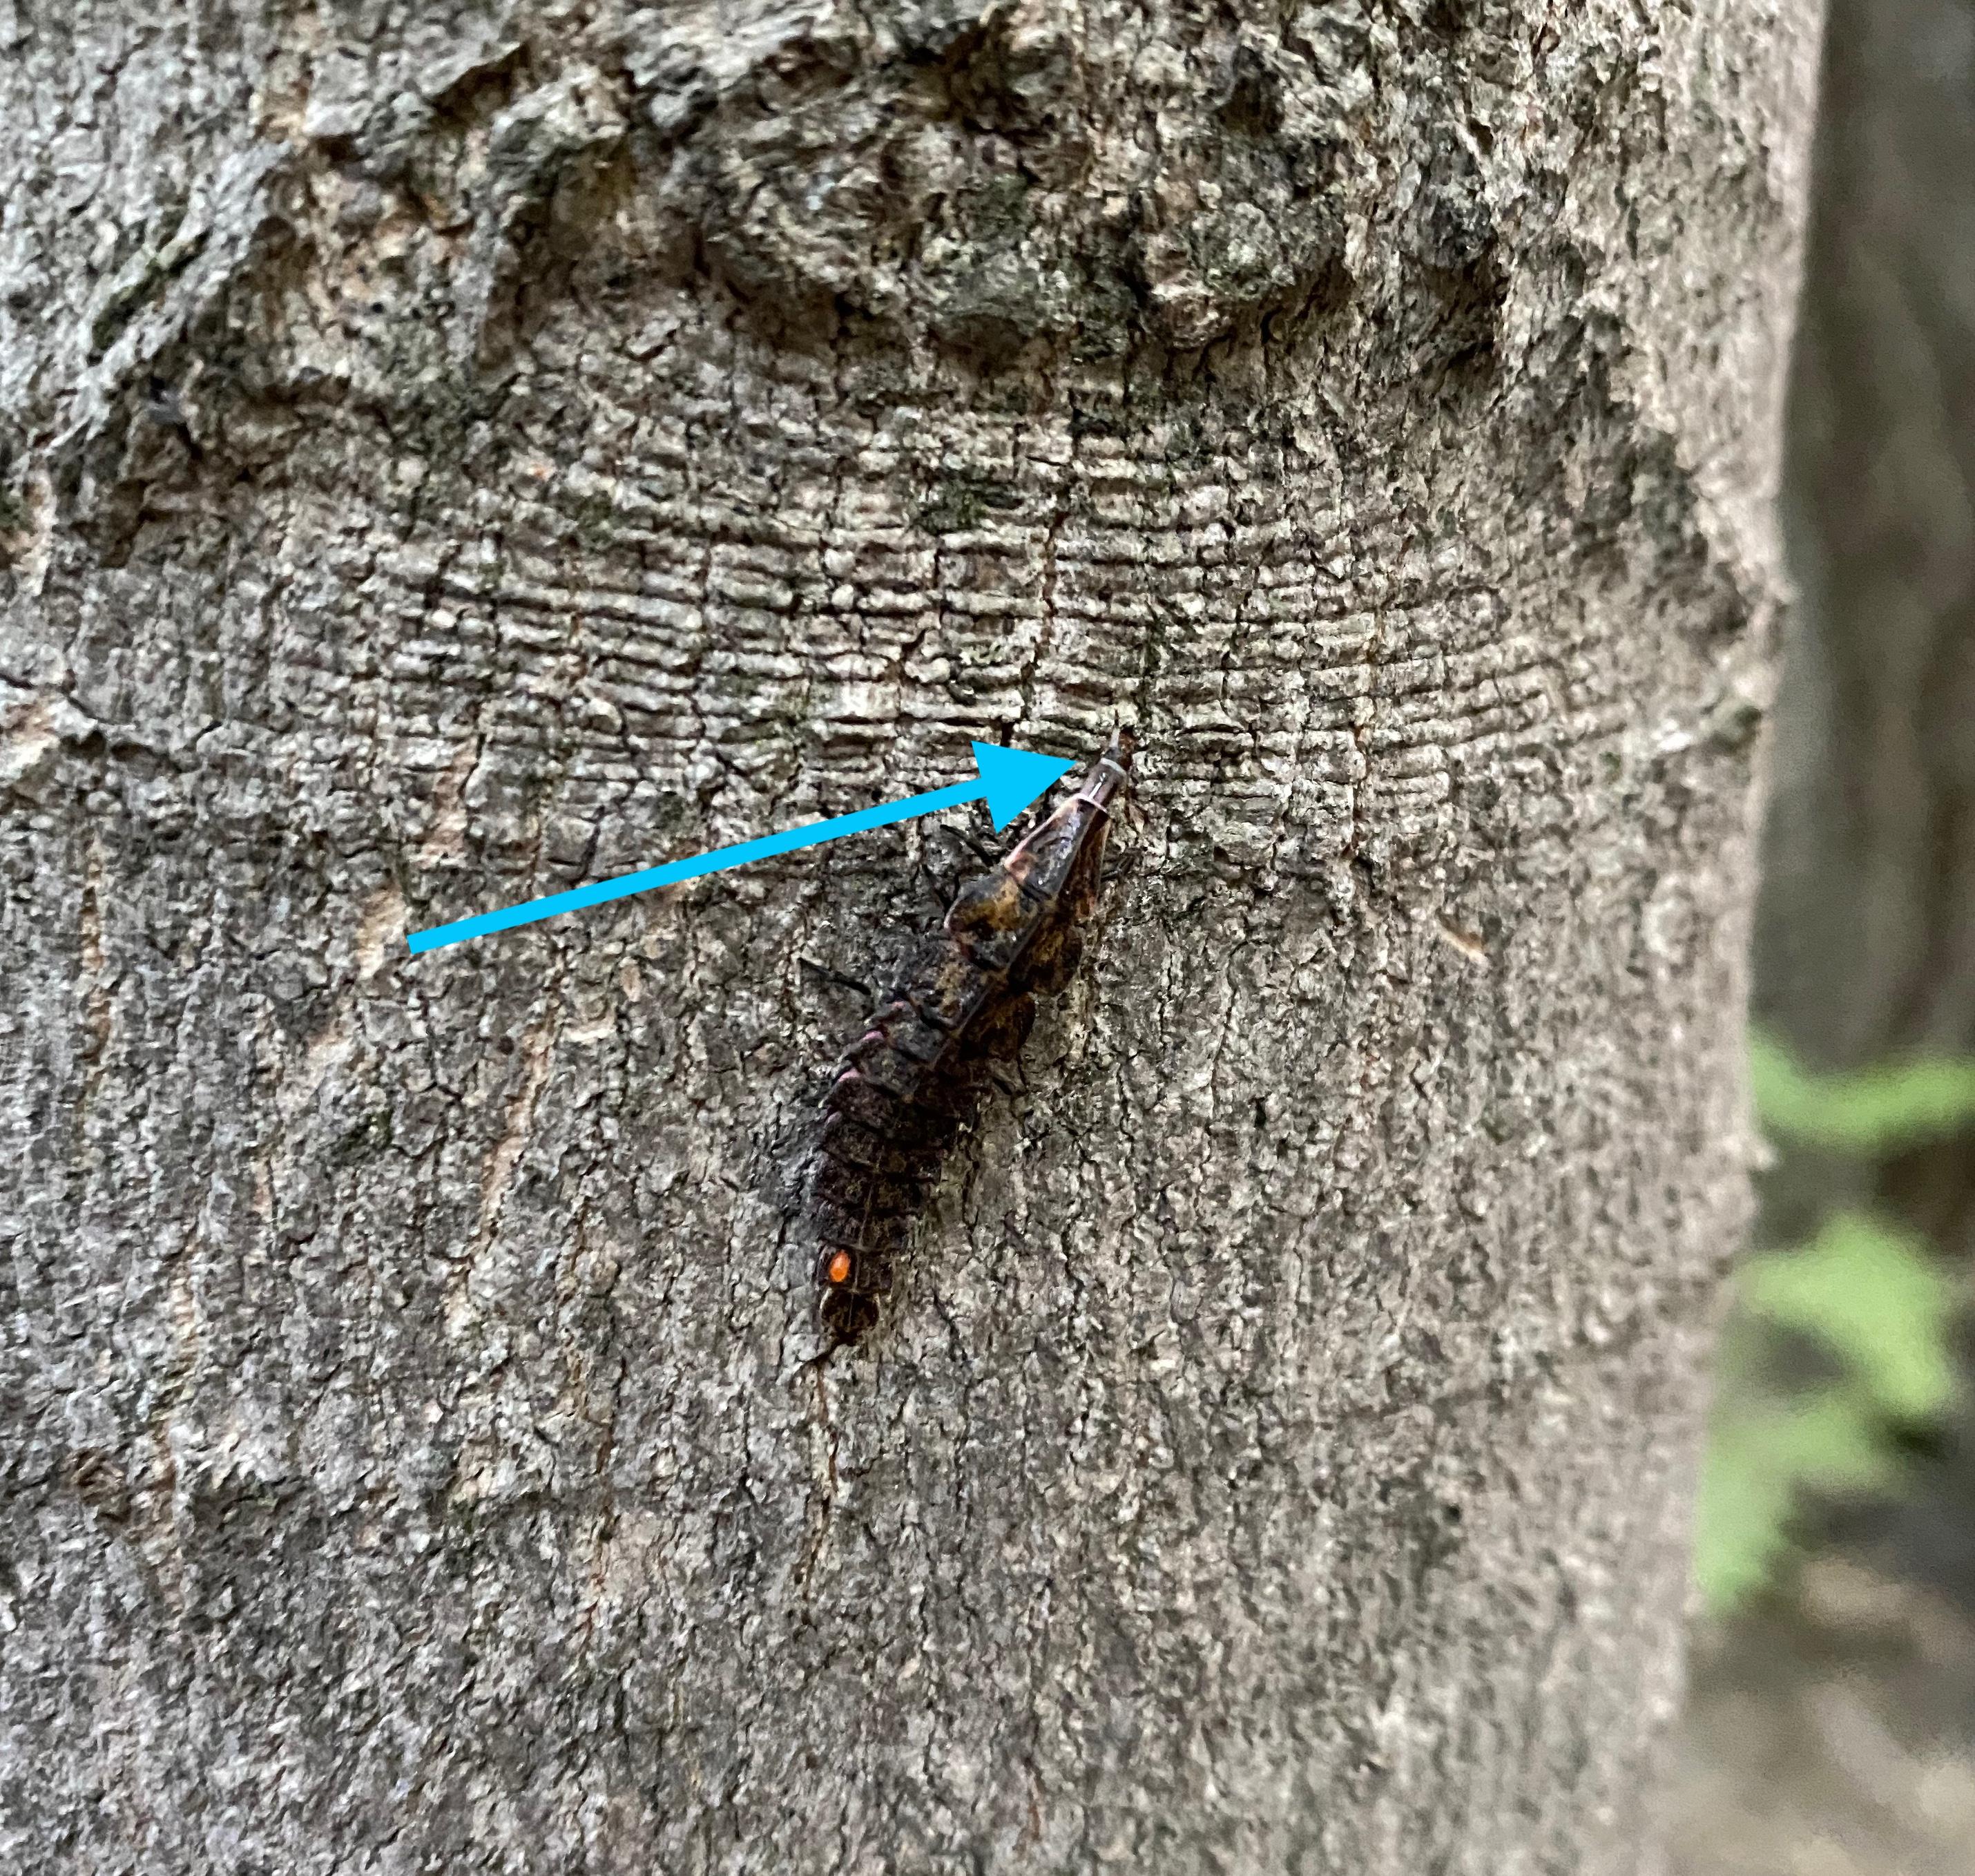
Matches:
[0,4,1820,1872]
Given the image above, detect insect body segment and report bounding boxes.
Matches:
[810,733,1133,1341]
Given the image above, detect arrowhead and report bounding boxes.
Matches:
[971,741,1076,831]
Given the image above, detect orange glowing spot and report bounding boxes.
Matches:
[826,1250,853,1286]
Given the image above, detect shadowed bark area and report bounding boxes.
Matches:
[0,4,1819,1871]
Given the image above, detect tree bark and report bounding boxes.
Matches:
[0,4,1820,1872]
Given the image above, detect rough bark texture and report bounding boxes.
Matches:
[0,4,1820,1872]
[1757,0,1975,1260]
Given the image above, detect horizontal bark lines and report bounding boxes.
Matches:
[0,3,1821,1871]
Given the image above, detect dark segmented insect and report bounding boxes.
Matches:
[810,731,1135,1341]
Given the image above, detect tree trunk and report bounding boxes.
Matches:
[0,5,1820,1872]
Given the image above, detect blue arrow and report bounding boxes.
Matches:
[404,740,1076,956]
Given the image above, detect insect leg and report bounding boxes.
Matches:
[949,830,1002,872]
[800,955,876,1002]
[968,990,1038,1062]
[1016,923,1083,996]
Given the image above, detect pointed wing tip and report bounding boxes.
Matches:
[972,740,1077,830]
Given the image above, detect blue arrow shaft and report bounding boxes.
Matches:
[406,779,984,955]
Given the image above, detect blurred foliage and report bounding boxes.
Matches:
[1748,1031,1975,1154]
[1695,1033,1975,1614]
[1697,1215,1958,1611]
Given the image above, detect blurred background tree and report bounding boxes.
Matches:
[1673,0,1975,1867]
[1759,0,1975,1273]
[1744,0,1975,1602]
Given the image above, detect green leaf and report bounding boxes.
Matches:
[1694,1391,1899,1614]
[1740,1211,1960,1422]
[1751,1028,1975,1154]
[1693,1037,1975,1613]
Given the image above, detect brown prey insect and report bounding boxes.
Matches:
[809,731,1135,1342]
